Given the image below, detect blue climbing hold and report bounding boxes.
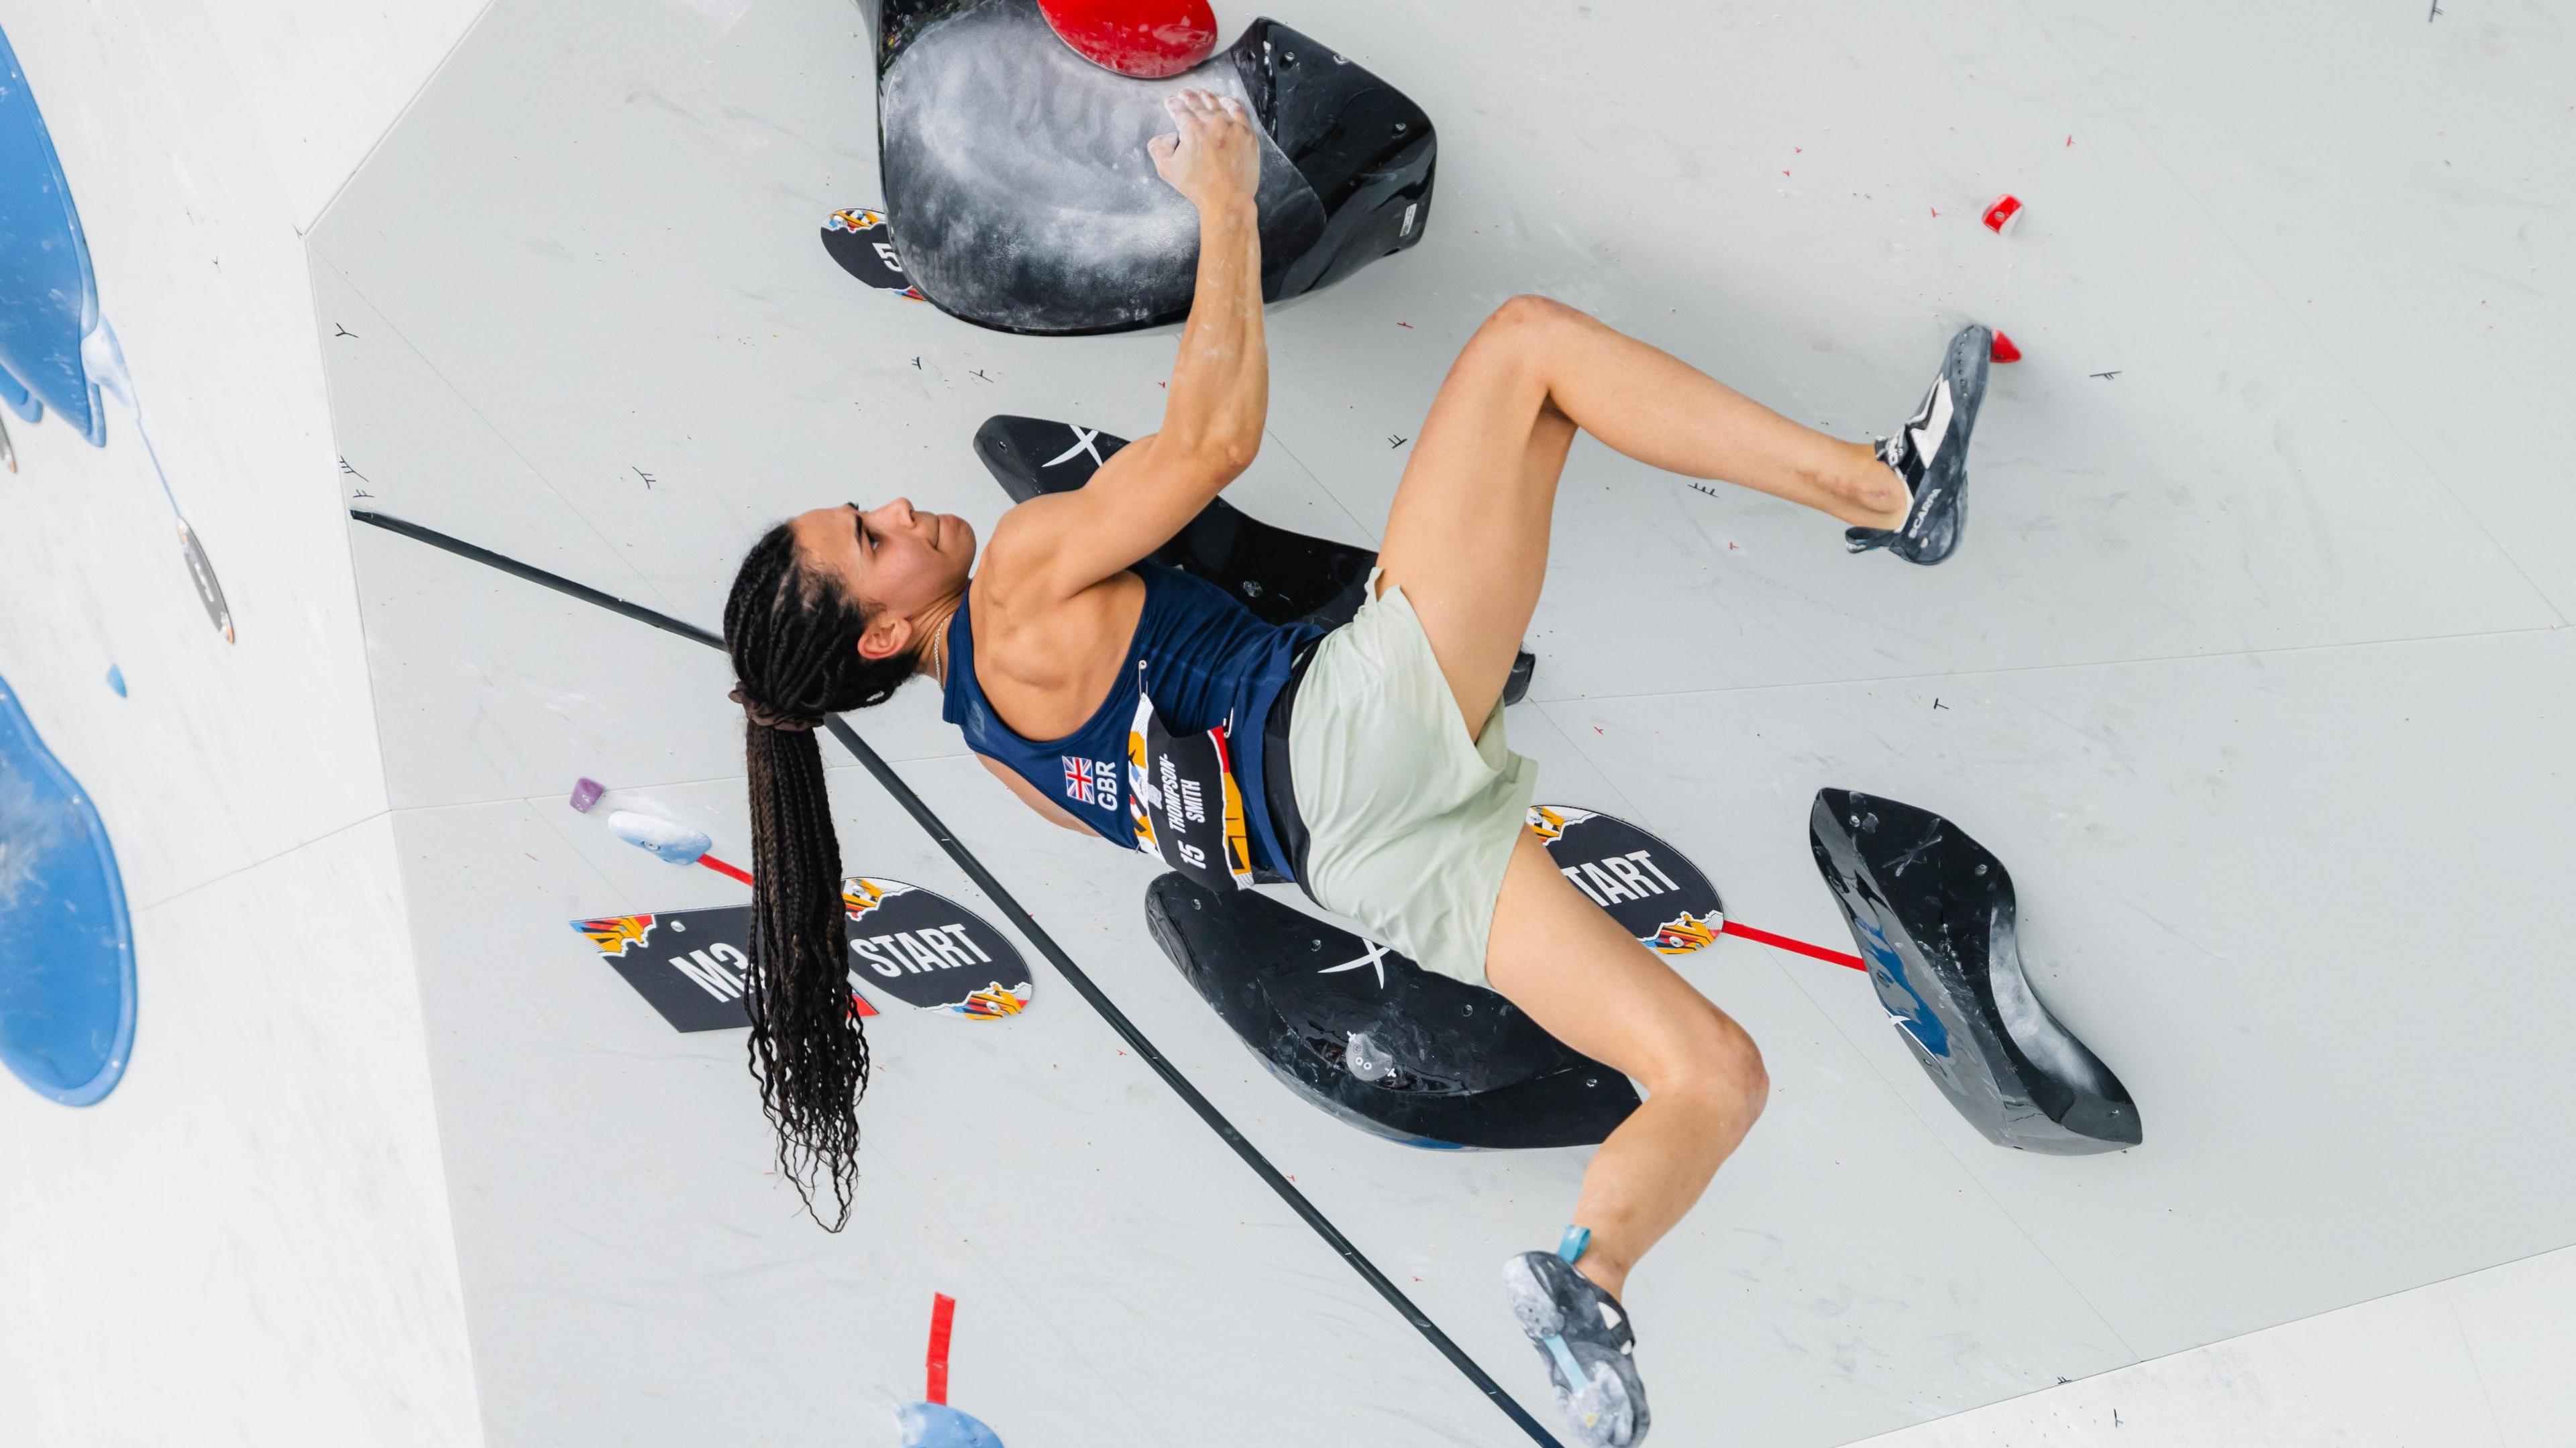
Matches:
[0,673,136,1104]
[104,665,125,698]
[0,22,105,444]
[898,1402,1008,1448]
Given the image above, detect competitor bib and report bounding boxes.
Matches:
[1126,665,1254,894]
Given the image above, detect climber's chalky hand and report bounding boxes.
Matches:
[1148,89,1259,212]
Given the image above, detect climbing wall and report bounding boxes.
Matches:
[5,0,2571,1444]
[302,2,2576,1444]
[0,1,488,1443]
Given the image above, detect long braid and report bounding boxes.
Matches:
[724,524,920,1229]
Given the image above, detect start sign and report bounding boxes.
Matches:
[573,905,780,1034]
[1527,805,1725,956]
[573,878,1031,1030]
[841,877,1033,1020]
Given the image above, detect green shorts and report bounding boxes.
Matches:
[1287,571,1538,988]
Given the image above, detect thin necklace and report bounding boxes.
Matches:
[922,606,953,684]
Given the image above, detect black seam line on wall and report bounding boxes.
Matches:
[347,509,1565,1448]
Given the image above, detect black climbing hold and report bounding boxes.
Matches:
[1807,789,2141,1153]
[1143,873,1640,1148]
[871,1,1434,335]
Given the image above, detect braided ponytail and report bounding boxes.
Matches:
[723,522,922,1229]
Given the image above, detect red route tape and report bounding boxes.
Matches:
[1723,919,1867,972]
[695,852,754,886]
[926,1292,957,1405]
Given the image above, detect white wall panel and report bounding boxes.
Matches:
[211,0,492,232]
[0,4,484,1443]
[0,817,478,1447]
[1852,1246,2576,1448]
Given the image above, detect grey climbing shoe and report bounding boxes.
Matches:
[1504,1249,1650,1447]
[1845,323,1992,565]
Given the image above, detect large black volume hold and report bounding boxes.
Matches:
[871,0,1434,335]
[1144,873,1641,1150]
[1808,789,2141,1154]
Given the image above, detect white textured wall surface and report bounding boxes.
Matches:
[213,0,494,232]
[0,2,481,1445]
[1853,1245,2576,1448]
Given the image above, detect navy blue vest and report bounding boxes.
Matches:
[942,563,1319,877]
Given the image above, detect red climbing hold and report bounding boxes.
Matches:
[1038,0,1219,79]
[1990,331,2023,363]
[1982,193,2024,235]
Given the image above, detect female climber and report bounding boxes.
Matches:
[722,89,1989,1448]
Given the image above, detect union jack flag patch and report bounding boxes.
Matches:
[1062,755,1116,807]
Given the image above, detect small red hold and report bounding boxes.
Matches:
[1929,207,1940,217]
[1982,194,2024,235]
[1038,0,1218,79]
[1990,331,2023,363]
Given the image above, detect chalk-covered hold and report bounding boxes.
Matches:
[608,810,712,866]
[569,777,604,813]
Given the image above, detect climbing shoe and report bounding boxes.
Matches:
[1504,1248,1649,1447]
[1845,323,1992,565]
